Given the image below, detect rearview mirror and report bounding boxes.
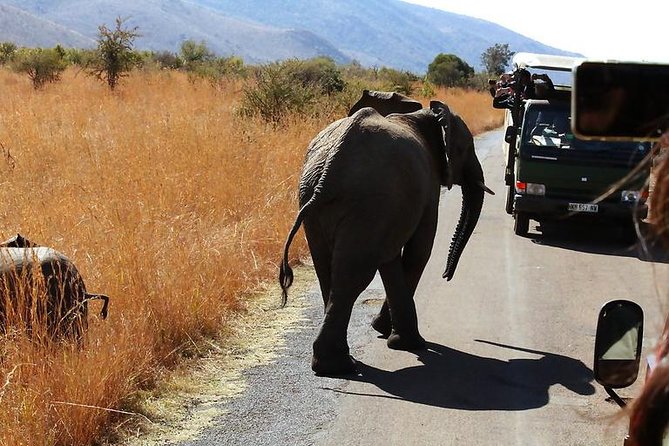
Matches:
[572,61,669,141]
[593,300,644,388]
[504,125,517,144]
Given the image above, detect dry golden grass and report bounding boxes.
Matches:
[0,69,502,445]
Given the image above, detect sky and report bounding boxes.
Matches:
[402,0,669,63]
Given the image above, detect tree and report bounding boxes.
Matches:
[481,43,514,76]
[179,40,215,70]
[426,53,474,87]
[89,17,140,90]
[0,41,17,65]
[12,48,67,89]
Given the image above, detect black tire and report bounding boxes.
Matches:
[505,185,514,215]
[514,212,530,236]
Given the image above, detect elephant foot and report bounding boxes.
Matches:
[311,353,357,376]
[387,331,426,351]
[371,313,392,338]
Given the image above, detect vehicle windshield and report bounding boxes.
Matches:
[523,106,650,156]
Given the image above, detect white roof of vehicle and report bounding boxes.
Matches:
[513,52,586,72]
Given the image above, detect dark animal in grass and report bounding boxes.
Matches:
[0,234,109,342]
[279,92,493,375]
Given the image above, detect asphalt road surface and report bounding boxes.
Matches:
[178,128,669,446]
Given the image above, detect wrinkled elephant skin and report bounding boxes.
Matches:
[280,92,492,376]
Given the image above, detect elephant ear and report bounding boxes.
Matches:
[348,90,423,117]
[430,100,454,189]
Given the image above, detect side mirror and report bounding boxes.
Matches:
[504,125,517,144]
[593,300,644,389]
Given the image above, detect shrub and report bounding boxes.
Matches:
[239,58,346,124]
[284,57,345,95]
[63,48,96,67]
[239,62,316,124]
[0,41,17,65]
[377,67,418,95]
[427,53,474,88]
[88,17,140,90]
[179,40,215,71]
[12,47,67,89]
[152,50,182,70]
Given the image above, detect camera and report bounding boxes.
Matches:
[572,61,669,141]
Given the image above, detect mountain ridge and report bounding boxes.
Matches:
[0,0,580,72]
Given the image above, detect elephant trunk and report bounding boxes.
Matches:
[442,155,486,281]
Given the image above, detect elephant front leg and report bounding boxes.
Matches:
[378,255,426,351]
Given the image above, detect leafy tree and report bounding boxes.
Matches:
[152,50,182,70]
[89,17,140,90]
[0,41,17,65]
[426,53,474,87]
[12,47,67,89]
[285,57,345,95]
[481,43,514,76]
[179,40,215,70]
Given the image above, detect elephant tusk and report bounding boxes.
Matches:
[478,181,495,195]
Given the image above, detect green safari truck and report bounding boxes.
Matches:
[510,98,650,236]
[500,53,651,237]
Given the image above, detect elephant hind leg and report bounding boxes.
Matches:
[311,260,376,376]
[303,220,332,309]
[378,254,426,352]
[371,300,392,338]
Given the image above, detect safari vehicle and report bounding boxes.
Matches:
[500,53,652,236]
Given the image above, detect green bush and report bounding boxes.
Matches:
[152,50,182,70]
[284,57,345,95]
[239,58,346,124]
[187,56,247,86]
[377,67,418,95]
[12,47,67,89]
[239,62,316,124]
[0,41,17,65]
[427,53,474,88]
[88,17,140,90]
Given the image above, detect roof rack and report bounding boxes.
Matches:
[512,52,586,72]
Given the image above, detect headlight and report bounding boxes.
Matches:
[621,190,641,202]
[526,183,546,196]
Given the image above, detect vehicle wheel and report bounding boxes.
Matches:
[514,212,530,236]
[505,185,514,215]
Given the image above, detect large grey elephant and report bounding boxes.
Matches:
[279,92,493,375]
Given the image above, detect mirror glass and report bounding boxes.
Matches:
[594,300,644,388]
[572,61,669,141]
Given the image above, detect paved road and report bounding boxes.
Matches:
[180,129,669,446]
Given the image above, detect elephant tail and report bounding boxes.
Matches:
[279,200,312,307]
[84,293,110,320]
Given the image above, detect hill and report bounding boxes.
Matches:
[0,0,580,72]
[0,3,93,48]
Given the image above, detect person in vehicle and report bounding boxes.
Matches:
[491,70,555,109]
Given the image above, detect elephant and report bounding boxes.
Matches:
[279,92,493,375]
[347,90,423,117]
[0,234,109,342]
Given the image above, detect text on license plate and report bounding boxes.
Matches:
[568,203,599,213]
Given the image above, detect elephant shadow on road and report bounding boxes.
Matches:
[340,340,595,411]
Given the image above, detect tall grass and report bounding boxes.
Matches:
[0,69,502,445]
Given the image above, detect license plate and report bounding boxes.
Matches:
[568,203,599,213]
